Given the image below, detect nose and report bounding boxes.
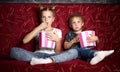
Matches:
[74,23,77,26]
[44,17,48,22]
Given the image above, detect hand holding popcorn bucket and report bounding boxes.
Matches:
[79,30,96,48]
[39,31,56,49]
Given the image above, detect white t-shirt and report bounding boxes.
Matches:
[34,28,62,54]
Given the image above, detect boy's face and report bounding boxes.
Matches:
[70,17,84,32]
[41,10,55,26]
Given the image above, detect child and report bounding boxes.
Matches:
[30,13,114,65]
[10,5,62,61]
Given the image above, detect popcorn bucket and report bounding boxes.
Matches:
[79,30,96,48]
[39,31,56,49]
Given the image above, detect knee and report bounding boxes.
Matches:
[68,49,78,55]
[10,47,20,58]
[11,47,19,53]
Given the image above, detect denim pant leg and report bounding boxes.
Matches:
[10,47,37,61]
[10,47,57,61]
[51,48,78,63]
[34,52,57,59]
[76,48,97,61]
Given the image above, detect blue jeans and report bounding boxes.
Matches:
[10,47,96,62]
[10,47,56,61]
[51,47,96,62]
[10,47,78,62]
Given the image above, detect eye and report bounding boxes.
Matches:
[77,21,80,23]
[42,16,45,18]
[72,21,75,24]
[48,16,51,18]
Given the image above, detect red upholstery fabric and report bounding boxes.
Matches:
[0,3,120,72]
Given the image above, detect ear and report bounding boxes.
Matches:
[82,23,84,26]
[51,5,57,10]
[69,24,72,28]
[38,4,44,10]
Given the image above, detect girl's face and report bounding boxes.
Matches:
[70,17,84,32]
[41,10,55,27]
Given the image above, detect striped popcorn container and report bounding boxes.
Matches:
[79,30,96,48]
[39,31,56,49]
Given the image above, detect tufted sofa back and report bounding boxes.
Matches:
[0,3,120,59]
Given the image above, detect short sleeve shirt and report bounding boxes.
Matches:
[65,31,81,49]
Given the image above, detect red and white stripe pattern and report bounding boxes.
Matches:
[79,30,96,48]
[39,31,56,49]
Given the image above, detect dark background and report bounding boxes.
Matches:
[0,0,120,3]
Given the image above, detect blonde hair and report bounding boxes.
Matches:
[38,4,56,16]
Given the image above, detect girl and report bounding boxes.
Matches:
[10,5,62,62]
[30,13,114,65]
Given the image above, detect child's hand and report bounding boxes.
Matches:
[72,35,80,43]
[38,22,48,30]
[47,32,60,42]
[87,34,98,43]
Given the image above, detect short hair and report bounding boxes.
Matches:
[68,13,84,26]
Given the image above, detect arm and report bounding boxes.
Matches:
[95,35,99,43]
[23,23,47,44]
[64,39,75,49]
[64,35,79,49]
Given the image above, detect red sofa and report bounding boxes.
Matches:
[0,3,120,72]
